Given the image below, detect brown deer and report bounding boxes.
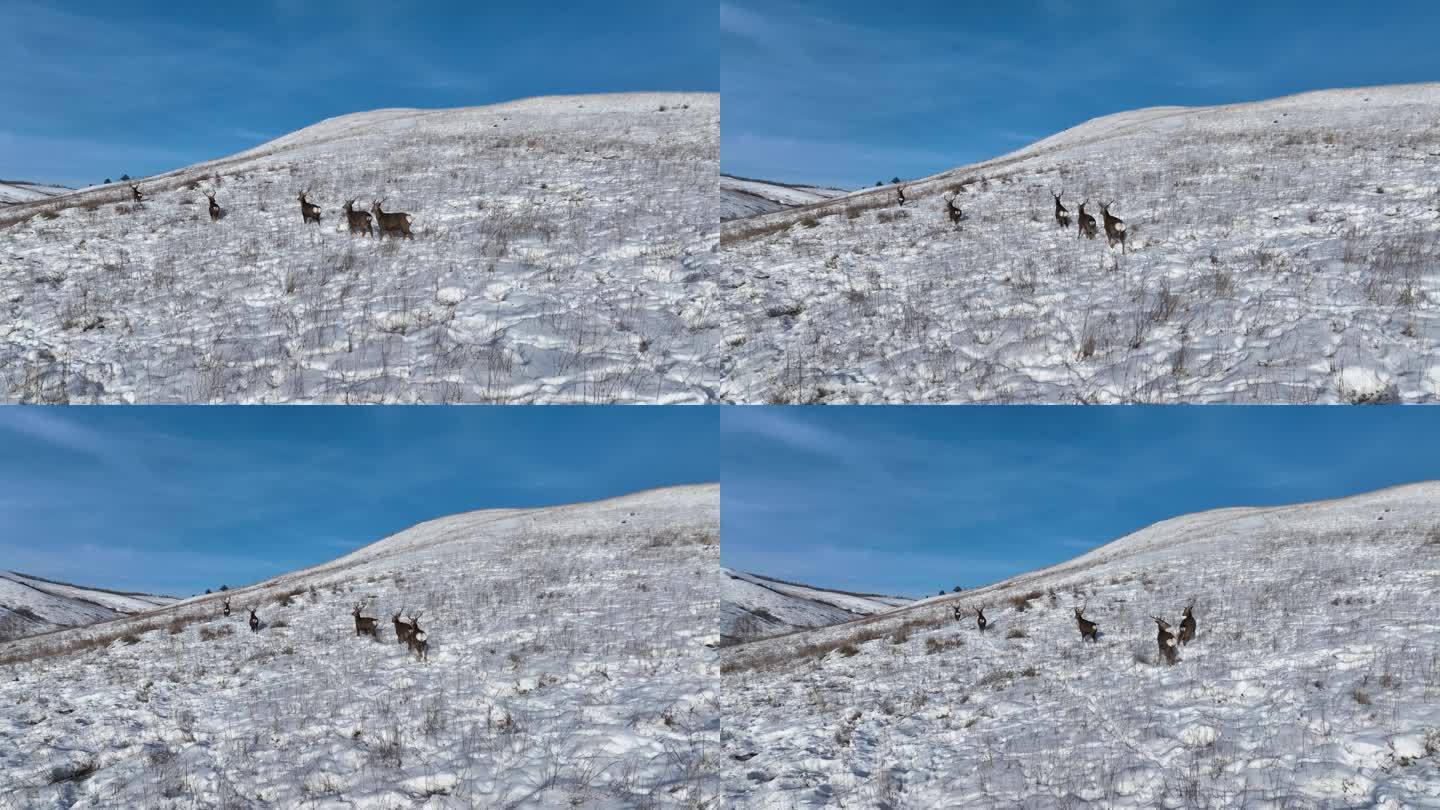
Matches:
[896,186,906,206]
[1074,606,1098,642]
[371,198,413,240]
[1100,201,1126,253]
[352,602,378,638]
[1153,617,1178,665]
[1076,201,1098,240]
[222,597,231,617]
[952,604,964,623]
[298,190,322,226]
[1177,602,1196,646]
[129,184,144,203]
[1051,189,1070,228]
[945,195,963,227]
[391,609,414,645]
[248,607,260,633]
[204,190,221,222]
[343,199,373,237]
[406,612,429,661]
[976,606,987,633]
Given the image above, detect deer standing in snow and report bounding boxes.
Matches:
[222,598,231,617]
[1177,602,1196,646]
[371,198,413,240]
[1076,201,1098,240]
[1100,201,1127,253]
[343,199,373,237]
[248,607,260,633]
[945,195,963,227]
[129,184,144,203]
[352,602,378,638]
[1074,605,1098,642]
[392,609,414,645]
[896,186,906,206]
[976,606,988,633]
[204,189,221,222]
[1051,189,1070,228]
[1153,616,1178,665]
[406,612,429,661]
[297,189,322,226]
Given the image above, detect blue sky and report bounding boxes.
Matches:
[722,1,1440,188]
[0,407,716,596]
[722,407,1440,598]
[0,1,718,187]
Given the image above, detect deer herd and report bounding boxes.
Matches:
[216,595,431,662]
[120,182,416,239]
[886,182,1130,252]
[953,597,1198,666]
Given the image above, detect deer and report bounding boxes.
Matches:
[352,602,378,638]
[371,198,413,240]
[221,597,232,617]
[248,607,260,633]
[129,184,144,203]
[1074,605,1099,642]
[204,189,221,222]
[976,606,988,633]
[1100,201,1127,253]
[896,186,907,206]
[1051,189,1070,228]
[1076,201,1098,240]
[342,199,373,237]
[391,609,414,645]
[1153,617,1178,665]
[297,189,322,226]
[1177,602,1196,646]
[945,195,963,227]
[406,612,429,661]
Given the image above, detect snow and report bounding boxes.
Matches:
[0,93,719,403]
[0,484,720,808]
[721,482,1440,807]
[721,175,849,221]
[718,83,1440,403]
[0,182,72,206]
[722,568,910,645]
[0,572,177,642]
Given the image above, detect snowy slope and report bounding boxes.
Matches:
[0,484,720,809]
[0,572,177,642]
[0,93,719,404]
[719,83,1440,403]
[721,175,849,221]
[721,482,1440,808]
[0,181,71,206]
[722,568,910,645]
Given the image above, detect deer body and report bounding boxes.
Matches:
[248,608,260,633]
[392,611,414,645]
[1154,617,1178,665]
[1077,202,1097,240]
[1074,607,1098,642]
[205,191,221,222]
[130,184,144,203]
[343,199,373,237]
[298,190,322,226]
[352,603,378,638]
[1178,604,1196,645]
[371,199,413,240]
[406,613,429,661]
[896,186,906,206]
[976,607,987,633]
[1100,202,1126,253]
[1051,190,1069,228]
[945,196,963,227]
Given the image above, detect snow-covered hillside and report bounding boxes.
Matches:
[0,484,720,809]
[0,572,177,643]
[0,93,719,403]
[0,181,71,206]
[719,83,1440,403]
[721,175,848,222]
[721,482,1440,807]
[722,568,909,646]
